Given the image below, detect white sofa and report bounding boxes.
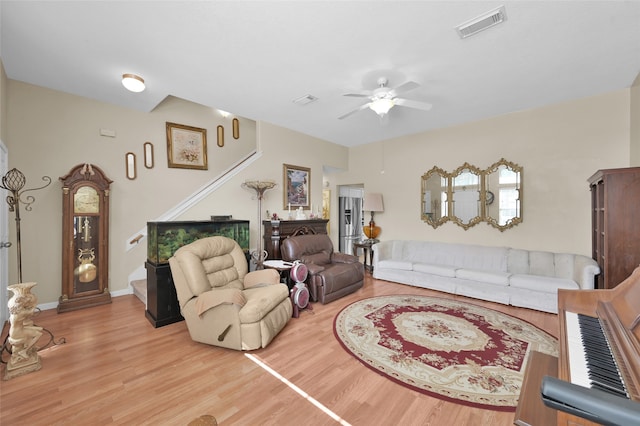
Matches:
[371,240,600,314]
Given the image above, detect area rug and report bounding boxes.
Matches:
[333,295,558,411]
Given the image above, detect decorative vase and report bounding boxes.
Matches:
[363,224,381,239]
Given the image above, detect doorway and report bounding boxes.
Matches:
[1,140,8,325]
[337,185,363,255]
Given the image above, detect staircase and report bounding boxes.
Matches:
[125,149,262,309]
[131,279,147,306]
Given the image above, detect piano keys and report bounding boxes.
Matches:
[565,311,627,397]
[515,265,640,426]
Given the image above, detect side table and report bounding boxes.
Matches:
[353,239,378,273]
[263,260,294,288]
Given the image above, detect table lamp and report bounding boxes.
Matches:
[363,192,384,241]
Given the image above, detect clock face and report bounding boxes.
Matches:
[74,186,100,214]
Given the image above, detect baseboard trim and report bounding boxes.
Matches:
[37,287,133,312]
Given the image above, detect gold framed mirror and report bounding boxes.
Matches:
[450,163,483,230]
[421,158,523,231]
[421,166,450,228]
[484,158,522,231]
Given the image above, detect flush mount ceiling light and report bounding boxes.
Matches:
[122,73,145,92]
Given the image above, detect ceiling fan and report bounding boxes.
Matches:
[338,77,433,120]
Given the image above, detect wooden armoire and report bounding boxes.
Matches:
[588,167,640,289]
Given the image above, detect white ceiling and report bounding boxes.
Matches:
[2,1,640,147]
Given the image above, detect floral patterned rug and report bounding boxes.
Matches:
[333,295,558,411]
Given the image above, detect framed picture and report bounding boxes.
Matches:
[283,164,310,209]
[166,122,208,170]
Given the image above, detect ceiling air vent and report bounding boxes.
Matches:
[292,94,318,106]
[456,5,507,39]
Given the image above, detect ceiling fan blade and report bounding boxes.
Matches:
[338,102,371,120]
[394,98,433,111]
[389,81,419,97]
[343,93,371,98]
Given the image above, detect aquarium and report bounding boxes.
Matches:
[147,220,250,264]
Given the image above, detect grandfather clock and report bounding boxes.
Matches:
[58,164,112,313]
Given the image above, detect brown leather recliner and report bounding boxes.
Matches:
[280,234,364,304]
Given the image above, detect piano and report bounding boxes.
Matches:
[515,265,640,426]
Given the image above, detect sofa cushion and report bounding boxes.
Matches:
[551,253,575,280]
[528,251,557,277]
[509,274,579,293]
[400,241,509,272]
[455,268,511,286]
[413,263,456,277]
[377,260,413,271]
[507,248,530,275]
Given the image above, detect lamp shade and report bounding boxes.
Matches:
[363,193,384,212]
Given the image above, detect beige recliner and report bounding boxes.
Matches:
[169,236,292,350]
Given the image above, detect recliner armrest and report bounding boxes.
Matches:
[306,263,326,274]
[244,269,280,288]
[194,288,246,316]
[331,252,359,264]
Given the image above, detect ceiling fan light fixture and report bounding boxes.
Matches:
[122,73,145,92]
[369,98,395,116]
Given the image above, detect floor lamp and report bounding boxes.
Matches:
[242,180,276,269]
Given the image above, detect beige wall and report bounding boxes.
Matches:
[1,59,6,141]
[176,121,348,252]
[3,76,635,307]
[631,72,640,166]
[332,90,631,256]
[5,80,348,305]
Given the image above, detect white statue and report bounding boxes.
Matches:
[295,206,307,220]
[4,282,43,380]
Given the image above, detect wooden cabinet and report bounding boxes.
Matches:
[145,262,183,327]
[588,167,640,289]
[263,219,328,260]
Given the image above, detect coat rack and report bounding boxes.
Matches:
[0,168,64,380]
[1,168,52,282]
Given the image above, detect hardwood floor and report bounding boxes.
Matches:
[0,274,559,425]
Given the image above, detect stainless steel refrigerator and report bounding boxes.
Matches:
[338,188,363,255]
